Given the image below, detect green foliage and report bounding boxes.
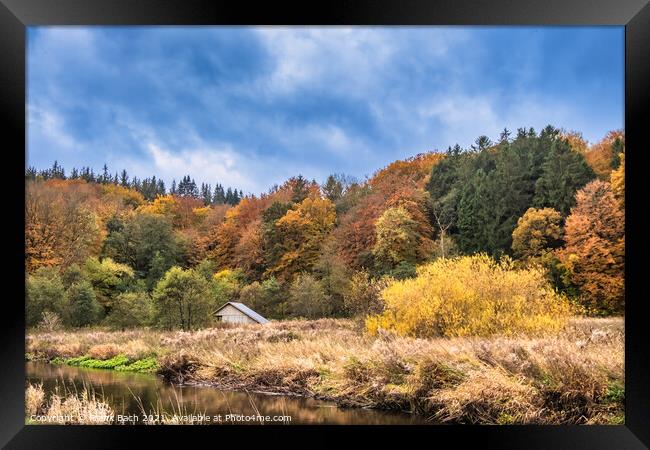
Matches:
[238,277,284,319]
[105,292,153,330]
[453,126,594,257]
[388,260,417,280]
[102,212,182,283]
[210,268,246,308]
[82,257,135,314]
[533,139,596,215]
[61,264,85,288]
[287,273,332,319]
[77,354,130,369]
[56,354,158,373]
[153,267,213,330]
[194,258,218,281]
[26,267,67,328]
[114,357,159,373]
[66,280,102,327]
[372,206,420,272]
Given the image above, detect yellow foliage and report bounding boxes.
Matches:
[192,206,211,221]
[366,254,571,338]
[100,184,145,208]
[138,195,178,216]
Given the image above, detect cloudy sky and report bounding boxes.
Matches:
[27,26,624,194]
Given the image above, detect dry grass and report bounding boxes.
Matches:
[26,317,624,424]
[88,343,121,360]
[25,383,114,424]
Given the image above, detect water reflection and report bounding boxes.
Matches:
[26,362,426,425]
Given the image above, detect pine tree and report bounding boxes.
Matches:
[120,169,129,187]
[225,187,234,205]
[25,166,37,180]
[213,184,225,204]
[101,164,110,184]
[201,183,212,205]
[533,139,596,215]
[156,179,166,197]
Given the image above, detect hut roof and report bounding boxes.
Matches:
[213,302,269,324]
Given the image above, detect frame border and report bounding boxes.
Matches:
[1,1,648,447]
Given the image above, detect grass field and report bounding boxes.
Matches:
[26,317,624,424]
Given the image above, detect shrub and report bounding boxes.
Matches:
[287,274,331,319]
[366,254,571,338]
[343,270,389,317]
[26,267,66,328]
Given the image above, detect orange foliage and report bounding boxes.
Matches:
[559,180,624,315]
[562,130,589,154]
[335,163,434,269]
[25,180,104,271]
[583,130,625,179]
[370,152,443,190]
[268,197,337,280]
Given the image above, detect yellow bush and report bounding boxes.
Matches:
[366,254,571,338]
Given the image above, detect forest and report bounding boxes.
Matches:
[25,125,625,334]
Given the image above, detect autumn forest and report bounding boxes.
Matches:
[25,125,625,333]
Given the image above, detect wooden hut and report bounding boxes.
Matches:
[213,302,269,325]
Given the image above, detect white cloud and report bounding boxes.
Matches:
[144,142,256,191]
[27,105,79,153]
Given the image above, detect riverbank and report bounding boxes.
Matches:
[26,317,624,424]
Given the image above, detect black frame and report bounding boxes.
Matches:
[1,0,648,448]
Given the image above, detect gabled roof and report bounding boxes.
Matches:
[213,302,269,324]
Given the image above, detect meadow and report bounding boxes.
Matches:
[26,316,624,425]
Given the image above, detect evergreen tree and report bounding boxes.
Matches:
[101,164,110,184]
[533,139,596,215]
[25,166,37,180]
[156,179,166,197]
[225,187,234,205]
[213,184,225,204]
[200,183,212,205]
[120,169,129,187]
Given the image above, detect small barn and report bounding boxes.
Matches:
[213,302,269,325]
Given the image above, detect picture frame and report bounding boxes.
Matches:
[1,0,648,447]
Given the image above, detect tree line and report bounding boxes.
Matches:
[25,163,243,206]
[25,125,625,330]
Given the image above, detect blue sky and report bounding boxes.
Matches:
[27,26,624,194]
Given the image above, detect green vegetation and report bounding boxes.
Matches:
[51,354,158,373]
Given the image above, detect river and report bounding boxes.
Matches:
[26,362,427,425]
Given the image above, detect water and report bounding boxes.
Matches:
[26,362,427,425]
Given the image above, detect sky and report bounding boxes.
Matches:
[27,26,624,195]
